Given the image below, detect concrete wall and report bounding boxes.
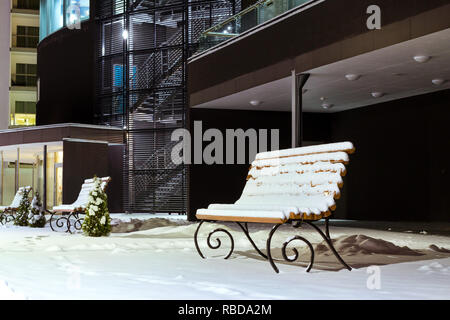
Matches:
[0,1,11,129]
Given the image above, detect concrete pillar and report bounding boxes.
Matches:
[0,1,11,129]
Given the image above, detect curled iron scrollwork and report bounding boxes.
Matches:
[281,235,315,272]
[0,211,15,225]
[266,224,315,273]
[49,211,84,233]
[194,221,235,259]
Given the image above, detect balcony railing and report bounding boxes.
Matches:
[195,0,317,55]
[12,0,40,11]
[11,34,39,49]
[11,74,37,87]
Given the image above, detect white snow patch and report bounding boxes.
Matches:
[0,281,26,300]
[0,221,448,299]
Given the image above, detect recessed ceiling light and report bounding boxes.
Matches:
[432,79,446,86]
[371,92,384,98]
[249,100,261,106]
[413,55,431,63]
[345,74,360,81]
[321,103,333,110]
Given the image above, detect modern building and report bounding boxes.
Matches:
[0,0,40,129]
[0,123,124,211]
[2,0,449,222]
[36,0,240,214]
[1,0,239,213]
[188,0,450,222]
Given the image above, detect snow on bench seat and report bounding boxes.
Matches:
[196,142,354,224]
[52,177,110,213]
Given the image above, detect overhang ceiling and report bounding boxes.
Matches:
[192,28,450,113]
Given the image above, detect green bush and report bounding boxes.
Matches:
[28,192,46,228]
[14,187,31,227]
[82,177,111,237]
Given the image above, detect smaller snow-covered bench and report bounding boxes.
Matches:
[0,187,32,224]
[194,142,354,273]
[49,177,111,233]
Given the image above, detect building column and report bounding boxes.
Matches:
[43,145,47,210]
[15,148,20,192]
[291,71,310,148]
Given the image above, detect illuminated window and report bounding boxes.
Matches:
[11,101,37,127]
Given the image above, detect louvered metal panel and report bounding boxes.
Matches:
[95,0,240,213]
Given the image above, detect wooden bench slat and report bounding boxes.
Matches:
[252,151,350,169]
[255,141,355,161]
[248,162,347,179]
[245,171,343,186]
[241,183,341,199]
[196,142,354,223]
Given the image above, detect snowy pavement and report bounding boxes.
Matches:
[0,217,449,300]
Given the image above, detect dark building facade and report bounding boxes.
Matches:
[34,0,450,222]
[37,0,240,213]
[187,0,450,222]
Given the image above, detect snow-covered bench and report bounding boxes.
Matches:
[49,177,111,233]
[0,187,32,224]
[194,142,355,273]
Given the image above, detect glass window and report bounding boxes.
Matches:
[14,64,37,87]
[11,102,37,126]
[16,26,40,48]
[15,0,40,10]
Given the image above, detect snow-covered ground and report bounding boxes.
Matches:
[0,216,449,300]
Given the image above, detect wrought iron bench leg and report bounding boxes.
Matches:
[1,209,16,224]
[305,219,352,271]
[194,221,235,259]
[68,212,84,234]
[194,219,348,274]
[266,223,315,273]
[49,212,71,233]
[194,221,268,260]
[235,222,268,259]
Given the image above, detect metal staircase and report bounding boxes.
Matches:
[96,0,240,213]
[128,21,185,212]
[132,139,184,211]
[130,28,183,118]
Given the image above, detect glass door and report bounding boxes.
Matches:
[54,163,63,207]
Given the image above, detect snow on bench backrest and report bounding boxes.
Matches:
[71,177,111,209]
[235,142,354,217]
[9,186,32,209]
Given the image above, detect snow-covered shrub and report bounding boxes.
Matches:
[82,177,111,237]
[27,192,46,228]
[13,187,31,227]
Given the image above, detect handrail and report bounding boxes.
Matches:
[202,0,270,35]
[195,0,319,55]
